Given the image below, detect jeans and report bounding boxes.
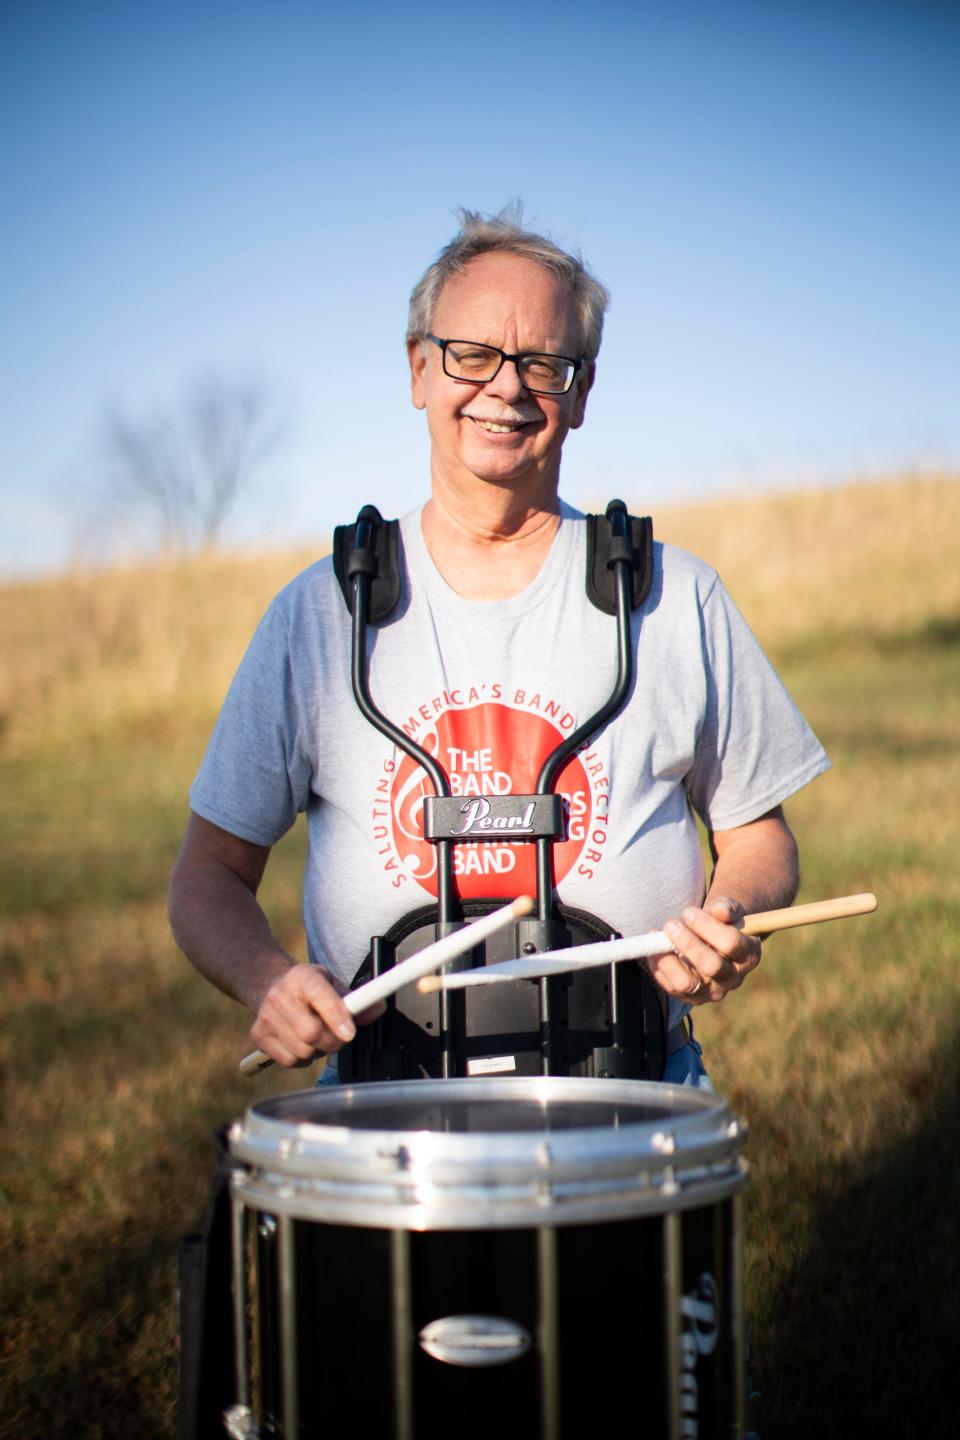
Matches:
[661,1032,714,1090]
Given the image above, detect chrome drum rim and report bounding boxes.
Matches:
[229,1077,748,1229]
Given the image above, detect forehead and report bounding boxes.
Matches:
[432,252,580,352]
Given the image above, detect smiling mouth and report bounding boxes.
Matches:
[466,416,537,434]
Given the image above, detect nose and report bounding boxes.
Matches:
[483,357,527,403]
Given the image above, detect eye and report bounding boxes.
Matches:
[447,343,498,374]
[521,355,572,390]
[525,357,563,380]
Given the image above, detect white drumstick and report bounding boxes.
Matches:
[417,893,878,994]
[239,894,534,1075]
[419,930,672,991]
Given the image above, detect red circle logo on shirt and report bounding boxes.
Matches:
[388,703,591,899]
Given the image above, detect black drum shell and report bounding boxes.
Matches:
[226,1079,748,1440]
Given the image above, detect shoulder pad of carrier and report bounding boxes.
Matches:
[332,504,402,624]
[585,500,654,615]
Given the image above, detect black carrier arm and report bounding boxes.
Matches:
[333,506,469,1077]
[534,498,653,919]
[528,499,655,1068]
[332,505,458,930]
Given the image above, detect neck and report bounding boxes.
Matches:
[422,471,562,599]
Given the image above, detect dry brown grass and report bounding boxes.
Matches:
[0,546,321,759]
[652,469,960,652]
[2,472,959,1438]
[5,472,956,762]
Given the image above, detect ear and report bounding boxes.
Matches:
[407,337,427,411]
[568,360,595,430]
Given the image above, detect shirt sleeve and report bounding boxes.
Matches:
[684,576,830,830]
[189,598,313,847]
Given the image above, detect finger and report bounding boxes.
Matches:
[252,995,331,1060]
[649,907,730,995]
[255,968,356,1060]
[664,915,759,992]
[313,968,385,1027]
[247,1021,315,1069]
[675,907,758,968]
[704,894,745,926]
[661,920,730,990]
[297,966,358,1043]
[644,949,712,1003]
[679,906,750,960]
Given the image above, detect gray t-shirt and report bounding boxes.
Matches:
[191,503,829,1028]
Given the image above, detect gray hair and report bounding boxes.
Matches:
[407,204,610,362]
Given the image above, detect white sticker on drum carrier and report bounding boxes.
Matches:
[467,1054,517,1075]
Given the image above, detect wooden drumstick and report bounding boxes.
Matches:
[238,894,535,1075]
[417,892,878,994]
[737,891,877,936]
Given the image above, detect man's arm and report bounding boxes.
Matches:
[169,813,368,1066]
[645,805,799,1004]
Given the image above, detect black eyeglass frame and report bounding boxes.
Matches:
[425,333,585,395]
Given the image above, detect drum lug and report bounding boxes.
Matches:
[222,1403,261,1438]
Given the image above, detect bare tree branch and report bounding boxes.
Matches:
[82,375,283,556]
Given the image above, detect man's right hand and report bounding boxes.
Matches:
[169,813,384,1069]
[249,962,384,1068]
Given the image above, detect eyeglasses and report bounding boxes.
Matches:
[425,334,584,395]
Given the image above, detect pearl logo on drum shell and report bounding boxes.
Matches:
[419,1314,532,1367]
[680,1272,719,1435]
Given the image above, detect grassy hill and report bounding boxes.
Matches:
[2,473,958,1437]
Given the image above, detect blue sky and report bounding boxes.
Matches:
[1,0,957,576]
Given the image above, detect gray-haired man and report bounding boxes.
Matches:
[170,208,829,1083]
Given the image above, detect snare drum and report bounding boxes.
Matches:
[224,1078,748,1440]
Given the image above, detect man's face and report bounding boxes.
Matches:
[408,252,594,497]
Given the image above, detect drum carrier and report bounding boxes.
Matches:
[333,499,671,1085]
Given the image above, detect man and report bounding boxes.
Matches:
[169,207,829,1086]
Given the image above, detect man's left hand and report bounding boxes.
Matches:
[648,895,762,1004]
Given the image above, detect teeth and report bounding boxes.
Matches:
[472,419,524,433]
